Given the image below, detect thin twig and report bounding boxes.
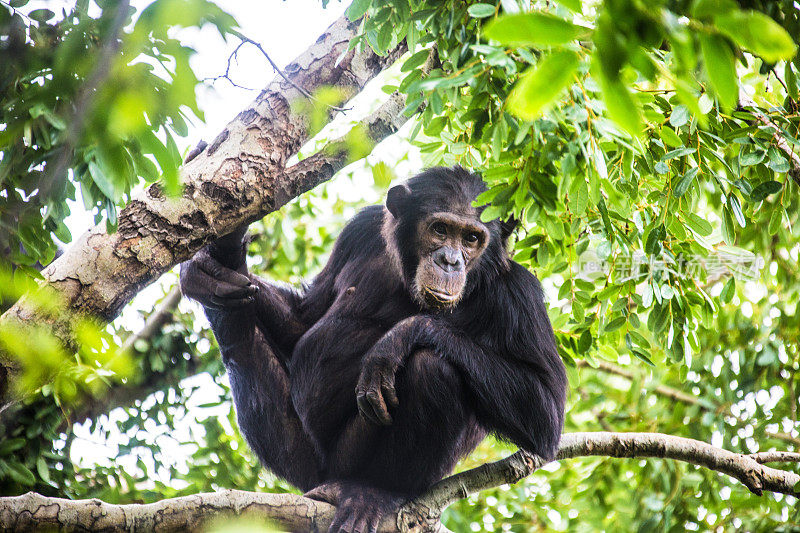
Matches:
[203,40,258,91]
[212,34,352,113]
[120,286,182,353]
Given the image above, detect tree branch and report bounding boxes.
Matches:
[119,285,182,354]
[2,432,797,532]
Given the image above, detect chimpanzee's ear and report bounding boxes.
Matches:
[500,216,518,241]
[386,184,411,219]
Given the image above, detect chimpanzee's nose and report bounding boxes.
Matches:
[433,247,464,273]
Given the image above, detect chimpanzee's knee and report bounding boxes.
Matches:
[395,349,468,424]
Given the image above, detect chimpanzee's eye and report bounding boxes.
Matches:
[431,222,447,236]
[464,232,479,244]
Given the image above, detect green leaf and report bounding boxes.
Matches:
[88,161,120,201]
[768,209,782,234]
[0,438,25,454]
[7,462,35,486]
[786,63,799,100]
[692,0,738,19]
[480,205,503,222]
[28,8,55,22]
[484,12,587,46]
[568,176,589,215]
[672,167,698,197]
[721,206,736,244]
[632,349,656,366]
[750,180,782,202]
[371,161,395,188]
[54,221,72,244]
[558,0,582,11]
[604,316,627,333]
[659,126,682,148]
[740,150,765,166]
[507,50,580,121]
[669,105,690,128]
[699,34,738,112]
[596,69,644,139]
[663,147,696,160]
[715,10,798,63]
[36,457,51,484]
[345,0,371,21]
[685,212,713,236]
[467,3,496,18]
[728,194,746,227]
[401,50,430,72]
[720,277,735,303]
[645,224,665,255]
[578,330,592,352]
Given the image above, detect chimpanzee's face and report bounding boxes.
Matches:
[412,210,489,309]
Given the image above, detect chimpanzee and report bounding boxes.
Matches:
[180,166,567,532]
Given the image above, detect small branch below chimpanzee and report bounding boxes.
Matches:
[1,432,797,532]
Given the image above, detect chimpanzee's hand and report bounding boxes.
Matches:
[356,349,401,426]
[180,247,257,310]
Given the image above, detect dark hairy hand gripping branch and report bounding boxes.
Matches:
[180,166,568,533]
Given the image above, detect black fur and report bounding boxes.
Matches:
[181,166,567,532]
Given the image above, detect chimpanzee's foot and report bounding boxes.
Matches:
[304,481,344,505]
[321,482,404,533]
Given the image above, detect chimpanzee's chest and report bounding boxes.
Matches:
[330,275,417,331]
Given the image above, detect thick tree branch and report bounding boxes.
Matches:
[0,15,411,404]
[2,432,797,532]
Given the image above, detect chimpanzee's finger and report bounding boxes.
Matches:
[353,515,370,533]
[356,391,380,426]
[304,482,342,505]
[210,295,254,308]
[329,507,356,533]
[195,251,251,287]
[366,389,392,425]
[367,513,380,533]
[382,373,399,410]
[213,281,257,299]
[183,263,254,309]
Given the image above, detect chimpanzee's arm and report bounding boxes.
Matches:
[356,314,566,461]
[181,226,308,356]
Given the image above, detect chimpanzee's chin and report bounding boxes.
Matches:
[418,287,460,311]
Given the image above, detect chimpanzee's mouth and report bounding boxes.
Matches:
[426,288,458,302]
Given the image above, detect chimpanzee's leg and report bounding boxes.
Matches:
[309,349,485,532]
[324,349,485,495]
[206,304,323,491]
[361,349,484,493]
